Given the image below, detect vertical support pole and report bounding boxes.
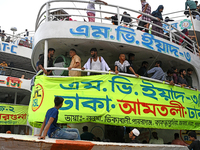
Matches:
[14,92,17,104]
[169,25,172,42]
[46,2,50,22]
[44,40,48,70]
[117,6,120,26]
[193,43,196,54]
[99,4,102,23]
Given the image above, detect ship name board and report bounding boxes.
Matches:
[0,42,17,54]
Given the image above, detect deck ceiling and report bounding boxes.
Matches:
[33,38,195,73]
[0,52,34,72]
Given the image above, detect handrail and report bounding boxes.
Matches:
[0,65,36,78]
[34,0,199,54]
[36,67,198,91]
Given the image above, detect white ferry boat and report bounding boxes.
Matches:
[0,31,35,135]
[1,0,200,149]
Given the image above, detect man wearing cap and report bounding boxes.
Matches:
[129,128,140,143]
[82,48,110,75]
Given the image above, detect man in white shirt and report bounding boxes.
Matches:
[87,0,108,22]
[149,132,164,144]
[82,48,110,75]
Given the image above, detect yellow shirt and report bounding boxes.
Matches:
[69,55,81,76]
[0,63,8,71]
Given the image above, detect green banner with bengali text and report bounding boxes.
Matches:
[0,104,28,125]
[28,74,200,130]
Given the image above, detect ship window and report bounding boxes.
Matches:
[0,91,15,104]
[16,92,30,105]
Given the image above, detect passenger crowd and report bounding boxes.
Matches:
[37,48,195,89]
[87,0,200,39]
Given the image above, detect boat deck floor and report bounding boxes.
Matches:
[0,133,188,150]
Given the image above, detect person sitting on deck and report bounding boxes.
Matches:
[137,0,151,33]
[129,128,140,143]
[165,69,174,85]
[151,5,164,38]
[184,0,197,18]
[80,126,96,141]
[147,61,165,81]
[137,61,149,77]
[82,48,111,75]
[185,68,194,88]
[105,14,118,25]
[178,69,188,87]
[38,48,55,75]
[114,53,139,77]
[36,96,80,140]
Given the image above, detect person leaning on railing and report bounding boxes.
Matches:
[38,48,55,75]
[0,61,8,76]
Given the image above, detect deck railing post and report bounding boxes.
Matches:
[193,43,196,54]
[169,25,172,42]
[99,4,102,23]
[117,6,120,26]
[46,2,50,22]
[44,40,48,70]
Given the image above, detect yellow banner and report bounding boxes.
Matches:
[28,75,200,130]
[0,104,28,125]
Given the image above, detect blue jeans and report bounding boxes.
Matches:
[51,128,81,140]
[0,70,5,75]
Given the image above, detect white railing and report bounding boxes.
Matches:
[1,31,34,49]
[0,66,36,79]
[34,0,200,54]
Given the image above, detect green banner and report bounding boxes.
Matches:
[0,104,28,125]
[28,74,200,130]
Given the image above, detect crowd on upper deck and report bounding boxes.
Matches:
[37,48,195,90]
[0,28,32,48]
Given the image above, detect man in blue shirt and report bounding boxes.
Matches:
[185,0,197,17]
[147,61,165,81]
[36,96,80,140]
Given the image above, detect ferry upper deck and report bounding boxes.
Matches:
[32,1,200,84]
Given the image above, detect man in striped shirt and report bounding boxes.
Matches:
[147,61,165,81]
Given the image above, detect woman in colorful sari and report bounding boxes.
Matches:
[151,5,164,38]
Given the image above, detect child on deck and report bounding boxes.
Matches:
[36,96,80,140]
[114,53,139,77]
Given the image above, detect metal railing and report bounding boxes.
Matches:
[34,0,199,55]
[0,66,36,79]
[0,31,34,49]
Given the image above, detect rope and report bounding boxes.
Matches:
[189,8,200,56]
